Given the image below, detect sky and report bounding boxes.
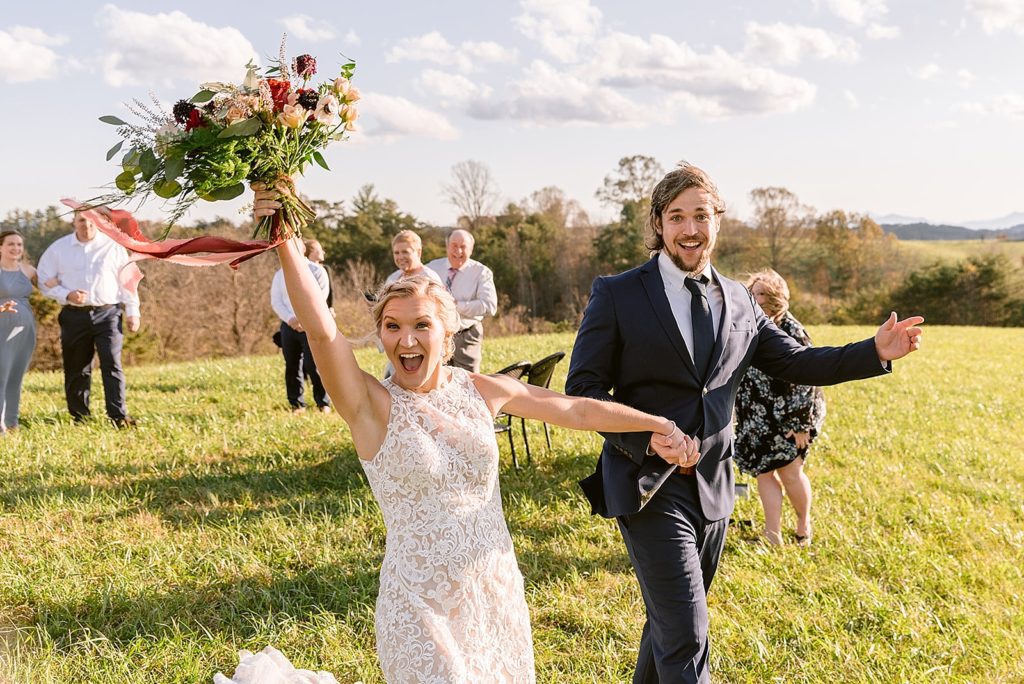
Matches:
[2,0,1022,229]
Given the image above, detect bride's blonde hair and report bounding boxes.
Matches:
[371,275,459,362]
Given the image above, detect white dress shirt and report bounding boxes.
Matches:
[270,261,330,323]
[37,231,141,317]
[657,253,723,365]
[384,266,443,287]
[425,257,498,331]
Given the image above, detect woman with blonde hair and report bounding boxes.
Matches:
[253,183,700,682]
[734,269,826,546]
[385,229,442,286]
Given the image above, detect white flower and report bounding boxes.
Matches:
[242,66,260,91]
[313,94,340,125]
[200,81,237,94]
[213,646,339,684]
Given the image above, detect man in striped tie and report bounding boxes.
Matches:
[426,229,498,372]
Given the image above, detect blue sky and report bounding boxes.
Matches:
[2,0,1022,228]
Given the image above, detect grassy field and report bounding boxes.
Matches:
[898,239,1024,267]
[2,327,1023,683]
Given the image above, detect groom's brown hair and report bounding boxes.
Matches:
[645,162,726,252]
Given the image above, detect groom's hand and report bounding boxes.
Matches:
[650,432,701,471]
[874,312,925,361]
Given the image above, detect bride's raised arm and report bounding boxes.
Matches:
[254,184,390,456]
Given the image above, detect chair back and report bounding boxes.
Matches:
[495,360,532,381]
[526,351,566,390]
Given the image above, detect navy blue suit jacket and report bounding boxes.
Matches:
[566,255,888,521]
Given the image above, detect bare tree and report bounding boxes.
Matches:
[595,155,665,208]
[443,160,499,231]
[749,186,814,272]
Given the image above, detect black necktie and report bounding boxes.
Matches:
[684,275,714,377]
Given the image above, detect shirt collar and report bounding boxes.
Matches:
[657,251,713,290]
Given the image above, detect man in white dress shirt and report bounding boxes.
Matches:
[38,209,140,427]
[426,229,497,373]
[270,240,332,413]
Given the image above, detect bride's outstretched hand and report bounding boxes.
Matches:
[251,182,281,219]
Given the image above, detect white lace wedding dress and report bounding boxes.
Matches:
[362,367,535,683]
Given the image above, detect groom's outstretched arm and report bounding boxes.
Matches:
[566,277,652,466]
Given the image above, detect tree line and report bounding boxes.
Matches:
[4,156,1021,369]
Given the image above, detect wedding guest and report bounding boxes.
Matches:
[0,231,38,433]
[37,210,140,427]
[385,230,443,286]
[426,229,497,372]
[254,182,697,682]
[270,239,331,414]
[735,269,826,547]
[566,162,924,683]
[304,239,335,315]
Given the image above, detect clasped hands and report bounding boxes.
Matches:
[650,421,701,472]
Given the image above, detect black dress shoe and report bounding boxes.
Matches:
[112,415,138,429]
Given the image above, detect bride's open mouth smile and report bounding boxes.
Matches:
[399,352,424,372]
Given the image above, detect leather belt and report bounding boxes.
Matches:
[64,304,117,312]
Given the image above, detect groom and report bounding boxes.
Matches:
[566,163,923,683]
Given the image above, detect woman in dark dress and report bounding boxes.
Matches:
[735,269,825,546]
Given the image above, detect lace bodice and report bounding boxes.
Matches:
[361,368,534,683]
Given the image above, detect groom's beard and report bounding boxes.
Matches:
[665,243,713,275]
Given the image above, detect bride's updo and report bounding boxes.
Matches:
[371,275,460,362]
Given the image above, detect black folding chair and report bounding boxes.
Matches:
[493,360,531,468]
[520,351,566,463]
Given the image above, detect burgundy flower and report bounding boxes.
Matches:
[296,88,319,111]
[293,54,317,80]
[173,99,197,125]
[266,78,292,112]
[185,109,206,132]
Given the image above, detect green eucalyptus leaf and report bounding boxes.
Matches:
[153,179,183,199]
[191,90,216,103]
[312,150,330,171]
[207,183,245,201]
[139,149,159,181]
[217,117,262,139]
[121,149,141,170]
[99,115,127,126]
[164,155,185,180]
[105,140,124,162]
[115,170,137,194]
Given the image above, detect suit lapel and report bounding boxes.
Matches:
[639,255,700,382]
[707,266,733,378]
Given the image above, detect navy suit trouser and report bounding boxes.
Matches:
[280,323,329,409]
[617,474,729,684]
[58,305,128,421]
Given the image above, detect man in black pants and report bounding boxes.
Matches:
[37,209,140,427]
[270,240,332,413]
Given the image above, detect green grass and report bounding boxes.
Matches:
[2,327,1023,683]
[898,239,1024,267]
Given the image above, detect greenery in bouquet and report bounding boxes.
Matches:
[97,37,359,240]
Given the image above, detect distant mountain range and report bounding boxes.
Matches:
[872,211,1024,241]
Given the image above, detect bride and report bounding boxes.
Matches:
[254,185,699,682]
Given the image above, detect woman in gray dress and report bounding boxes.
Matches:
[0,230,38,433]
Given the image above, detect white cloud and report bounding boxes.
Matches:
[362,92,459,141]
[594,32,816,118]
[343,29,361,47]
[843,89,861,108]
[967,0,1024,35]
[0,26,66,82]
[96,5,256,88]
[417,69,493,106]
[960,92,1024,120]
[462,41,518,64]
[387,32,516,73]
[279,14,335,43]
[744,22,860,65]
[467,59,656,126]
[821,0,890,25]
[866,23,901,38]
[911,63,942,80]
[514,0,603,62]
[955,68,976,87]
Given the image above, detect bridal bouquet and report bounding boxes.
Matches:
[98,37,359,241]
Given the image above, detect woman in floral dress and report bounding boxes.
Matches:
[735,269,825,547]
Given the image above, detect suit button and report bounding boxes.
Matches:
[702,387,709,396]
